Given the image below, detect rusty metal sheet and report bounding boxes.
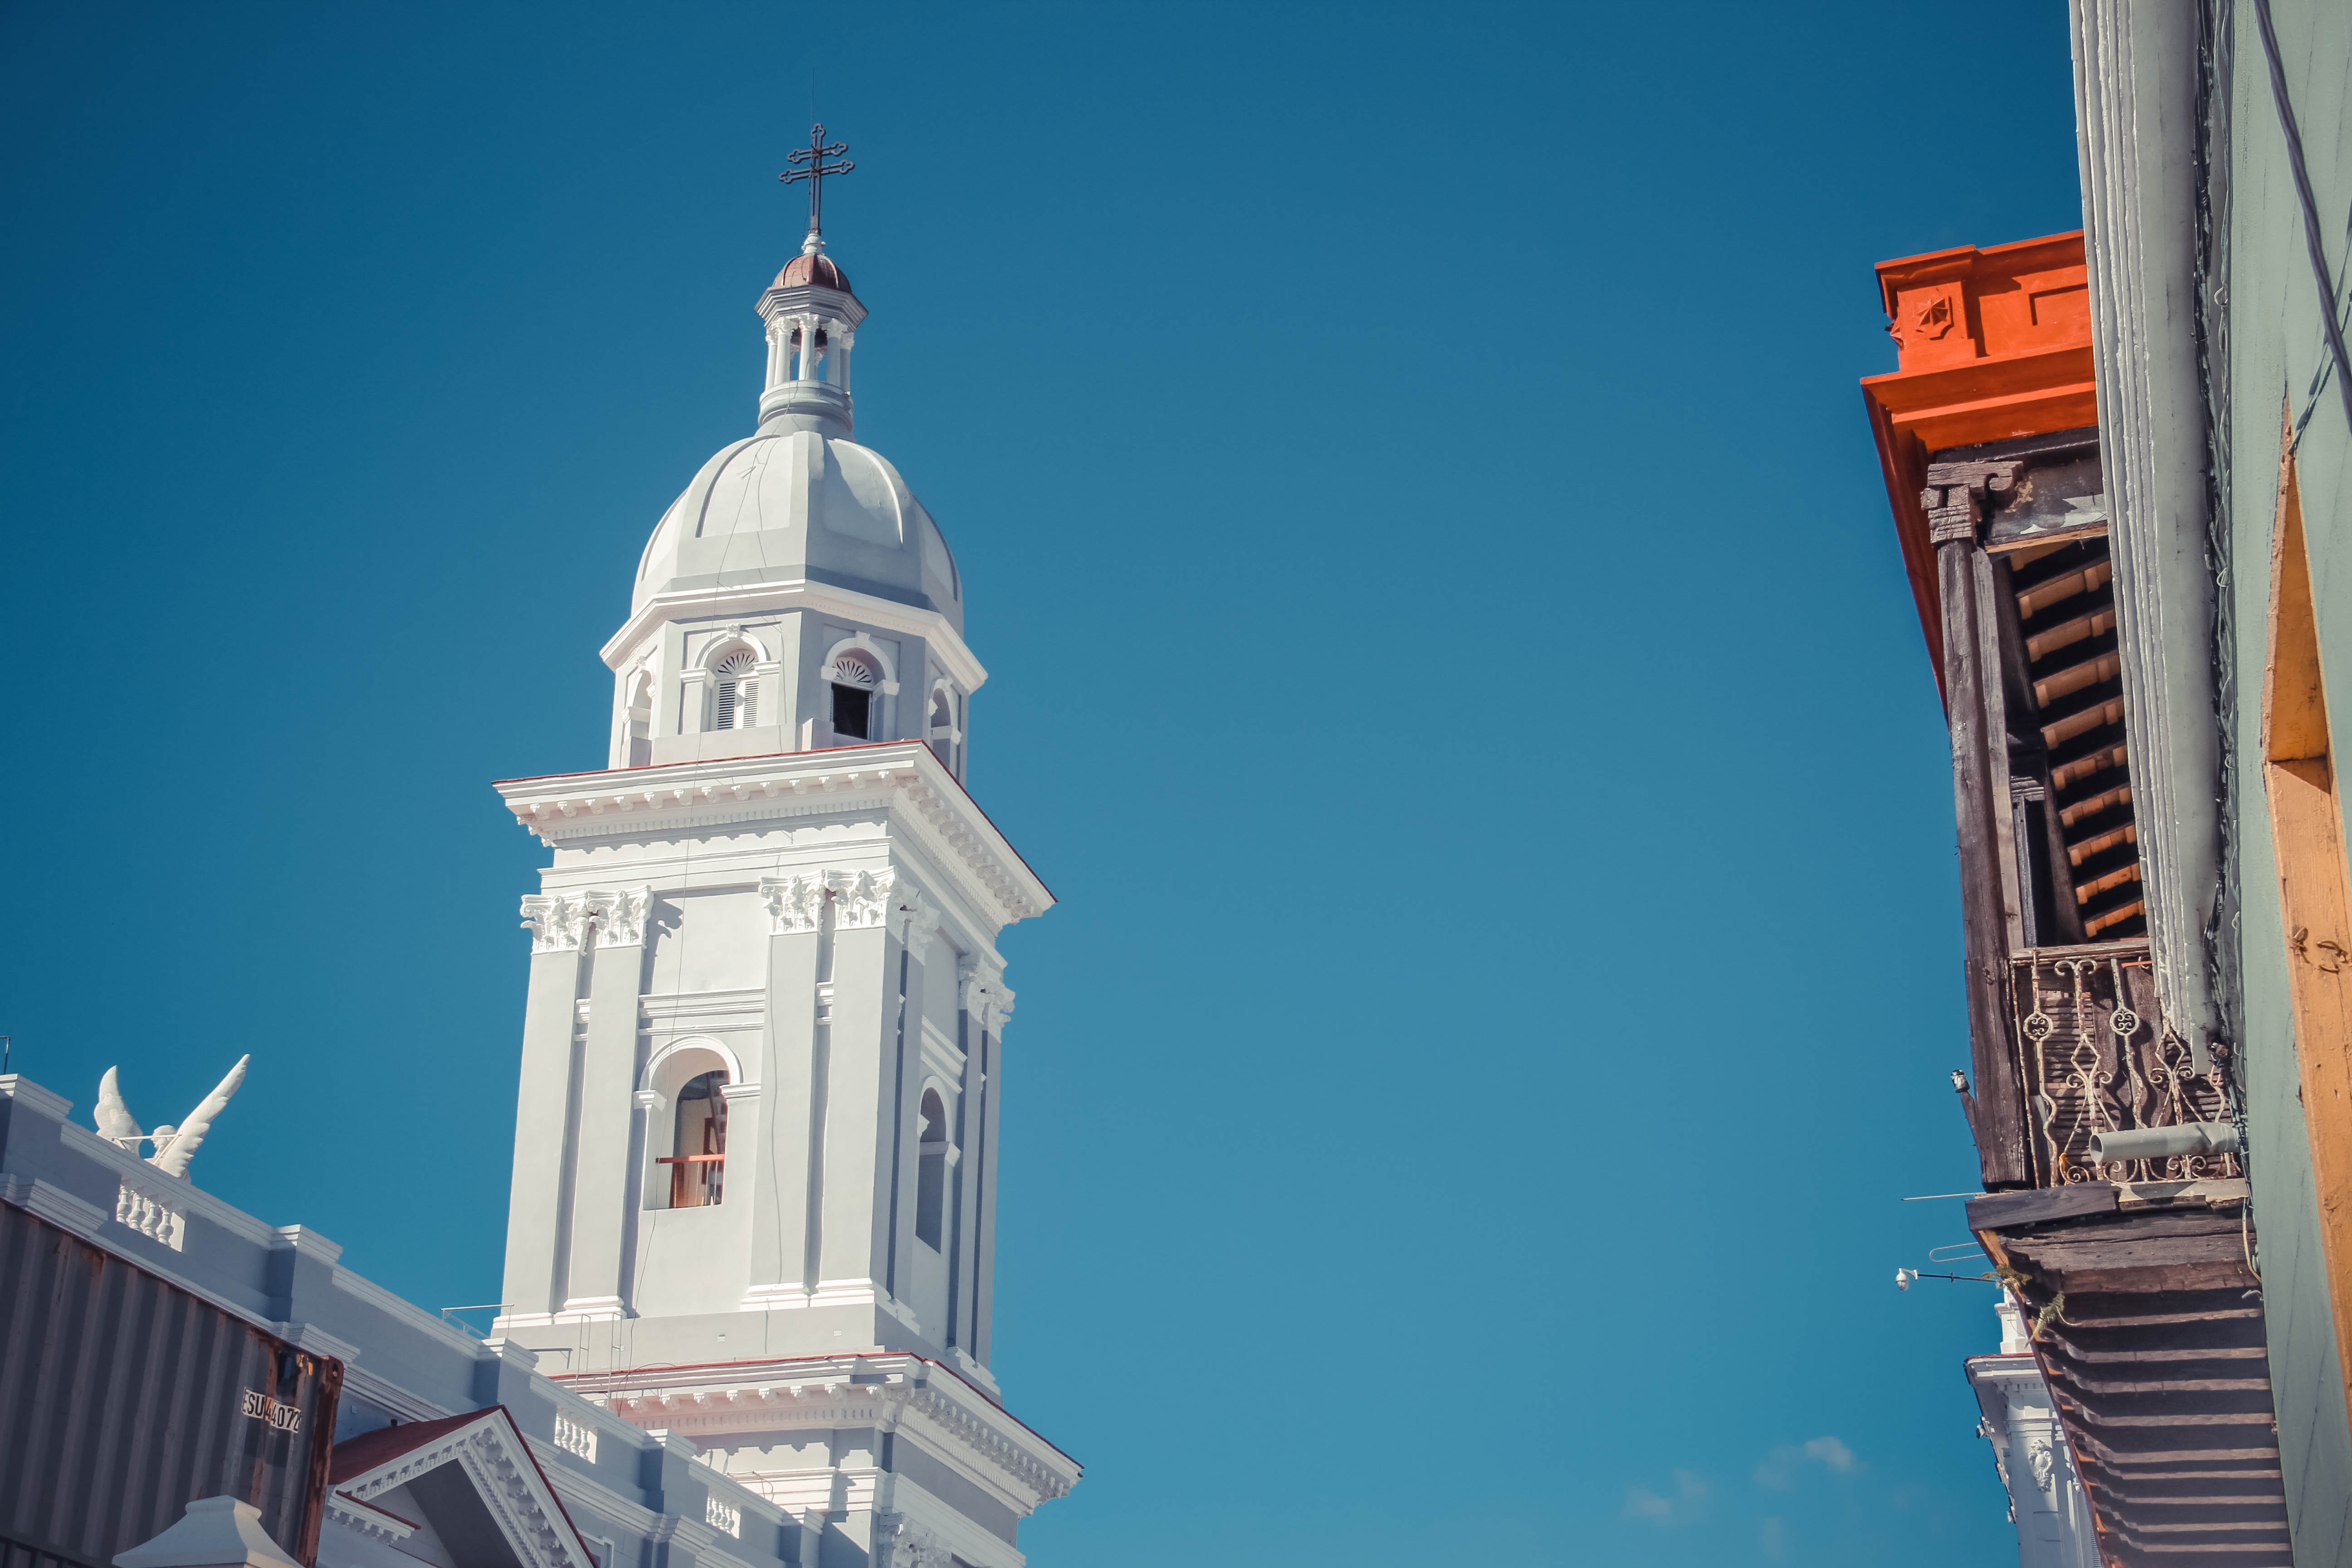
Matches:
[0,1201,342,1568]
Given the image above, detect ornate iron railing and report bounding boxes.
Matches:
[2009,941,2241,1186]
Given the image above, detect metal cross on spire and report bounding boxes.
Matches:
[779,123,853,247]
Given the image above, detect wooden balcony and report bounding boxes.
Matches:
[2003,938,2241,1191]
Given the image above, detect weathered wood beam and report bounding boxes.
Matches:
[1940,537,2029,1185]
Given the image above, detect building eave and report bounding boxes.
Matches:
[493,740,1053,927]
[555,1352,1081,1516]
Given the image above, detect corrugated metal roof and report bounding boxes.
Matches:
[0,1201,342,1568]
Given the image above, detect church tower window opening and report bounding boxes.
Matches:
[828,650,880,740]
[915,1087,947,1249]
[645,1048,732,1210]
[624,671,653,767]
[927,684,960,769]
[669,1071,727,1207]
[712,649,758,730]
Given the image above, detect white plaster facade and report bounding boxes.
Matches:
[1967,1295,2101,1568]
[489,225,1074,1565]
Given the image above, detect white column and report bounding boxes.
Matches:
[562,887,652,1319]
[799,315,822,382]
[503,894,591,1323]
[744,874,823,1309]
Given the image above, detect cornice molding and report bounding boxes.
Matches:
[498,743,1049,930]
[331,1263,496,1361]
[0,1175,107,1238]
[601,579,987,695]
[342,1363,450,1425]
[325,1490,418,1545]
[554,1355,1077,1515]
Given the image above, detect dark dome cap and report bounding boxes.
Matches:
[774,252,853,293]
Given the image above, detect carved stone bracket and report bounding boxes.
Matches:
[1923,459,2028,544]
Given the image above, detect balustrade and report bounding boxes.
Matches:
[2007,939,2240,1187]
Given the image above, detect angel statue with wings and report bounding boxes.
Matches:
[92,1055,250,1179]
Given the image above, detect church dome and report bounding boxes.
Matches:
[633,430,962,632]
[774,253,852,293]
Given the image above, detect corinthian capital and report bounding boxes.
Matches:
[871,1514,942,1568]
[519,892,591,953]
[826,867,897,930]
[760,873,825,935]
[889,884,938,950]
[958,963,1014,1033]
[590,886,652,947]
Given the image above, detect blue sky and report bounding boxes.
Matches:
[0,4,2087,1563]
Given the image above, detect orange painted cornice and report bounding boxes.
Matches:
[1859,231,2096,697]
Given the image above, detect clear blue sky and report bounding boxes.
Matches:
[0,4,2086,1563]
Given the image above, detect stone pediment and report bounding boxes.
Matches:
[321,1408,598,1568]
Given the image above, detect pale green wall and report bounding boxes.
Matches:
[2220,2,2352,1558]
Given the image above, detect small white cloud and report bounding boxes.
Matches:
[1803,1436,1858,1474]
[1760,1517,1786,1560]
[1756,1437,1860,1489]
[1624,1470,1710,1525]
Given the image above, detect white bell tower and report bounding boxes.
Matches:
[488,129,1078,1568]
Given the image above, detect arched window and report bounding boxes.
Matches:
[713,650,758,730]
[928,686,956,766]
[664,1070,728,1208]
[625,672,653,767]
[915,1088,947,1248]
[643,1042,735,1210]
[828,651,880,741]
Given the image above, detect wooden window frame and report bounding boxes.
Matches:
[2260,409,2352,1429]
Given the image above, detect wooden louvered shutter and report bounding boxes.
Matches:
[1999,535,2144,941]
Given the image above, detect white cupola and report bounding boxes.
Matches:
[601,146,976,780]
[756,237,865,438]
